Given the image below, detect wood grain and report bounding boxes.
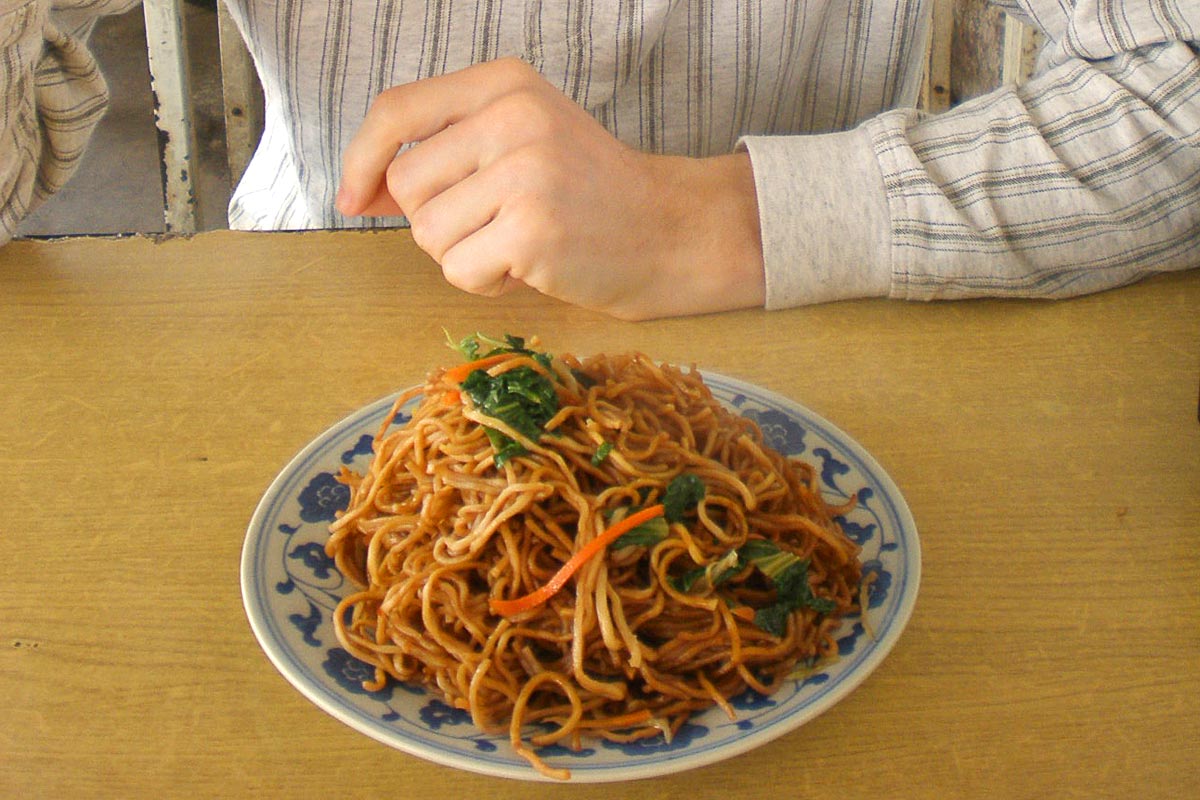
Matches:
[1,230,1197,799]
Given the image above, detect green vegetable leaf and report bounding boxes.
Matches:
[459,358,559,467]
[614,473,705,561]
[571,367,597,389]
[753,604,792,638]
[735,539,836,635]
[444,328,480,360]
[447,331,545,362]
[591,441,613,466]
[662,473,705,522]
[611,515,669,549]
[670,549,741,594]
[666,537,835,635]
[481,428,528,465]
[735,539,779,565]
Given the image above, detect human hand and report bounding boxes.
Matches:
[336,57,765,321]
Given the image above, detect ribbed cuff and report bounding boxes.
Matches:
[740,128,891,308]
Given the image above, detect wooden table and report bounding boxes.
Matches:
[1,230,1197,799]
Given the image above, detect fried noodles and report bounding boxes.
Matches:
[326,341,863,779]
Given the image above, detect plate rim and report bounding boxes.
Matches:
[240,371,921,782]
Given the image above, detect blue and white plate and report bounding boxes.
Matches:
[241,372,920,782]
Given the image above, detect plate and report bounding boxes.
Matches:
[241,372,920,782]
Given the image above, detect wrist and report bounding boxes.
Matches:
[647,152,766,316]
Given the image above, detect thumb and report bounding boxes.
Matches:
[339,181,404,218]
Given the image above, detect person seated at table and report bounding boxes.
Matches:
[2,1,1197,320]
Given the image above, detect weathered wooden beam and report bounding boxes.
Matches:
[921,0,954,112]
[1002,16,1043,87]
[142,0,199,234]
[216,1,264,189]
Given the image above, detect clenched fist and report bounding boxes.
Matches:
[337,57,765,320]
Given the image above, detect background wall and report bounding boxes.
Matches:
[17,1,230,237]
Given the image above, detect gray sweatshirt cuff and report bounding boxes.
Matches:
[740,129,891,308]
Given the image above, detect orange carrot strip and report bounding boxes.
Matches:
[489,504,666,617]
[443,353,516,384]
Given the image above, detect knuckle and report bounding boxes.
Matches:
[502,200,563,267]
[441,253,502,296]
[489,89,557,141]
[384,161,414,213]
[490,56,539,87]
[369,84,410,117]
[503,144,570,194]
[407,213,445,260]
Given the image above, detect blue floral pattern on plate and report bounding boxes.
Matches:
[241,373,920,782]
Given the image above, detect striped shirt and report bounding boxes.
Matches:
[2,0,1197,306]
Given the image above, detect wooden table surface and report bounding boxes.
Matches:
[1,230,1197,799]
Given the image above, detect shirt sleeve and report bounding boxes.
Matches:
[743,0,1200,308]
[0,0,136,246]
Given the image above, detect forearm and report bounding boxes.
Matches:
[746,1,1200,306]
[873,36,1200,301]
